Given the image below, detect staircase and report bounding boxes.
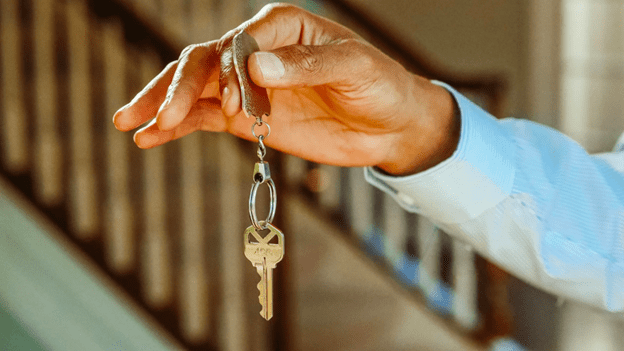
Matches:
[0,0,510,350]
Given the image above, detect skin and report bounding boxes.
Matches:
[113,3,459,176]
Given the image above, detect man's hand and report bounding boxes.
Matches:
[112,3,459,176]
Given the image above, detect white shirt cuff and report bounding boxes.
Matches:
[364,80,517,224]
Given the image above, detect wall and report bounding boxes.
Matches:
[344,0,529,118]
[560,0,624,153]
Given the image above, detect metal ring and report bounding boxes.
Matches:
[251,121,271,139]
[249,178,276,230]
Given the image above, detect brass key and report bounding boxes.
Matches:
[244,223,285,320]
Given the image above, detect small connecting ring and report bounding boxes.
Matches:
[257,140,267,160]
[249,178,277,230]
[251,121,271,139]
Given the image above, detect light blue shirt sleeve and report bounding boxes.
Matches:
[365,81,624,313]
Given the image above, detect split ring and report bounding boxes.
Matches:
[251,121,271,139]
[248,178,276,230]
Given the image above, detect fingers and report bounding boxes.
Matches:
[113,61,177,131]
[216,3,356,116]
[155,42,220,131]
[118,3,364,149]
[134,98,227,149]
[248,40,376,88]
[215,5,308,120]
[218,42,242,117]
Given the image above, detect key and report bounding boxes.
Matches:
[233,29,284,321]
[244,223,284,320]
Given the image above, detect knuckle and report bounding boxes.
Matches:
[262,2,299,16]
[165,60,178,70]
[216,29,236,53]
[286,46,323,75]
[179,44,196,59]
[218,48,235,87]
[219,46,233,68]
[179,44,206,61]
[347,40,377,75]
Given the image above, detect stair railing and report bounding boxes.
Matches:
[0,0,510,349]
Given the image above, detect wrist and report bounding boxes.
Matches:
[377,79,460,176]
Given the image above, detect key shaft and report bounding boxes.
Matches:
[255,260,274,320]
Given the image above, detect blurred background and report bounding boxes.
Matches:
[1,0,623,350]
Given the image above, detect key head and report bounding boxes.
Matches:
[244,223,284,267]
[232,31,271,120]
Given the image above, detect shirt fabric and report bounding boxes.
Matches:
[365,81,624,313]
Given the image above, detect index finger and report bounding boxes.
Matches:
[156,42,220,131]
[242,3,356,50]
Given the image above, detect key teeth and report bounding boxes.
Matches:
[258,278,268,320]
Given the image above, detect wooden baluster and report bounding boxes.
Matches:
[179,132,209,343]
[348,167,373,239]
[417,216,440,297]
[404,212,420,264]
[382,194,407,265]
[318,165,340,211]
[452,240,478,330]
[33,0,62,205]
[0,0,28,173]
[284,155,307,187]
[202,131,220,342]
[482,263,513,340]
[218,134,247,351]
[140,51,173,309]
[221,0,246,35]
[131,0,159,22]
[66,0,98,239]
[161,0,187,43]
[102,19,134,273]
[190,0,216,43]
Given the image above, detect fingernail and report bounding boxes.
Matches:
[254,52,285,81]
[221,86,231,110]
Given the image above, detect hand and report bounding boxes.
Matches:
[113,3,459,176]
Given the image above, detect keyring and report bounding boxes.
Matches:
[251,120,271,139]
[248,178,277,230]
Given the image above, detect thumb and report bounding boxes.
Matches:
[248,40,371,88]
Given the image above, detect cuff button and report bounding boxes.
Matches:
[397,192,415,206]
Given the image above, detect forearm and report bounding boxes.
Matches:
[366,82,624,313]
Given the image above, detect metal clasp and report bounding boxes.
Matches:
[249,161,276,230]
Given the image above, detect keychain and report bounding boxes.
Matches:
[233,31,285,321]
